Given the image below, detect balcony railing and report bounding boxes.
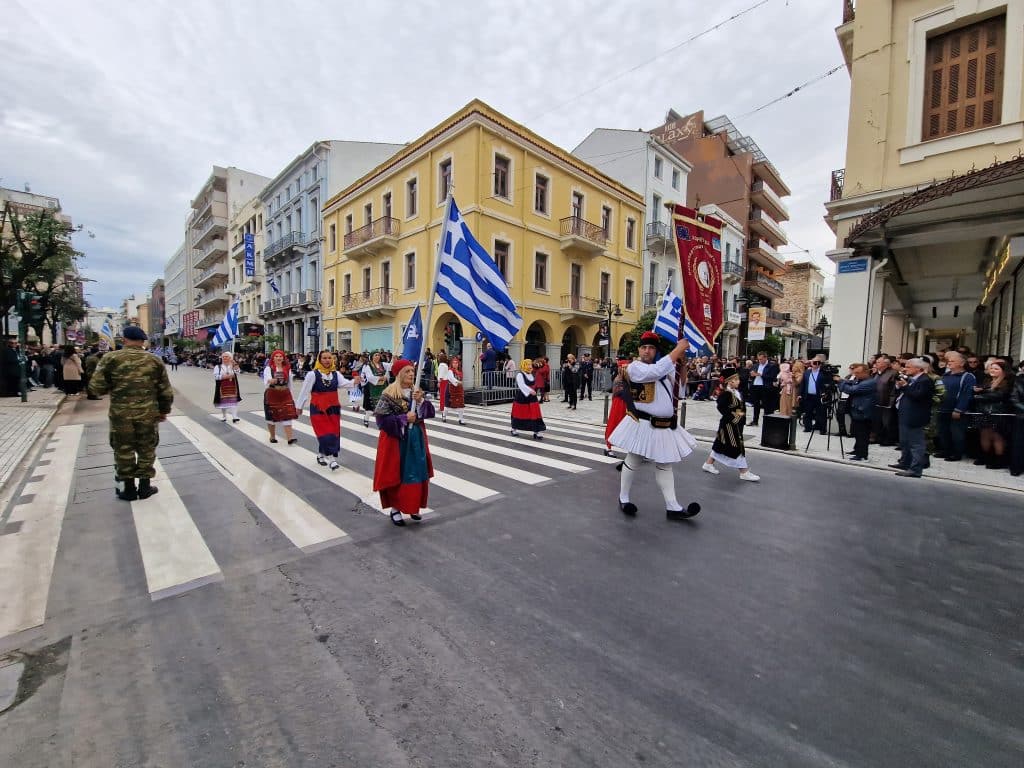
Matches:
[767,309,791,324]
[340,287,397,313]
[258,289,321,315]
[750,207,786,245]
[193,215,226,243]
[559,294,606,315]
[643,291,662,309]
[343,217,399,250]
[843,0,855,24]
[559,216,608,253]
[744,271,785,295]
[195,264,228,287]
[645,221,671,243]
[723,260,744,278]
[830,168,845,202]
[265,231,307,261]
[750,179,789,222]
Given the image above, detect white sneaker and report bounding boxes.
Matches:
[739,472,760,482]
[701,462,720,475]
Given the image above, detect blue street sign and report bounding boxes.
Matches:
[838,258,868,274]
[244,233,255,277]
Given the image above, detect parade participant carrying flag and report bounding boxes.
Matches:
[653,286,713,357]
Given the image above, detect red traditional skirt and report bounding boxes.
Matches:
[511,399,545,432]
[439,380,465,411]
[605,397,627,449]
[264,386,298,423]
[309,389,341,456]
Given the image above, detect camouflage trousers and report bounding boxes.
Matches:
[109,414,161,480]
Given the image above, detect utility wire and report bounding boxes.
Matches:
[528,0,773,122]
[737,64,846,119]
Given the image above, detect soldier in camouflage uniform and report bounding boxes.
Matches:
[88,326,173,501]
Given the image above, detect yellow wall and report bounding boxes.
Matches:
[322,105,644,358]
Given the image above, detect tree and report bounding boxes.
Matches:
[746,333,784,358]
[41,279,89,343]
[617,310,665,359]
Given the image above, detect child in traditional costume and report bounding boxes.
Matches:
[360,351,388,427]
[263,349,298,444]
[511,358,546,440]
[295,350,361,470]
[372,359,435,527]
[213,351,242,422]
[436,353,465,424]
[703,368,760,481]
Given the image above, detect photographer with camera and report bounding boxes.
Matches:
[799,354,833,434]
[836,363,878,461]
[890,357,935,478]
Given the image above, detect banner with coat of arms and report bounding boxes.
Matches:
[671,204,724,348]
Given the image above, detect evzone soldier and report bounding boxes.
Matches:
[295,350,361,471]
[608,332,701,521]
[436,354,465,424]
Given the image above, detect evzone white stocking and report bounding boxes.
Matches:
[619,452,640,503]
[654,463,683,512]
[222,406,238,420]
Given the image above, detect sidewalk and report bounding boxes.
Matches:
[0,389,65,492]
[474,392,1024,493]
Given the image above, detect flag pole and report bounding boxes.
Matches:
[667,204,688,417]
[414,188,455,394]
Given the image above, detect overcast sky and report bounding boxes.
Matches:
[3,0,850,309]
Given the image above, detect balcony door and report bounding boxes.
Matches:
[571,192,584,220]
[381,262,391,294]
[570,263,582,310]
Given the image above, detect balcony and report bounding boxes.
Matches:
[193,237,228,270]
[843,0,855,24]
[749,208,787,248]
[193,215,227,246]
[642,291,662,310]
[746,237,787,272]
[559,216,608,256]
[723,310,743,329]
[830,168,845,202]
[231,238,246,258]
[343,217,399,260]
[558,293,606,322]
[260,289,322,317]
[338,287,397,320]
[750,179,789,222]
[722,260,745,284]
[766,309,792,327]
[743,271,785,300]
[195,264,228,289]
[265,231,308,264]
[645,221,672,250]
[193,189,227,221]
[202,311,226,328]
[195,290,229,311]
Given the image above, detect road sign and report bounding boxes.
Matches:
[838,258,868,274]
[475,331,484,342]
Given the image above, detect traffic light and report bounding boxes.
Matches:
[22,292,44,325]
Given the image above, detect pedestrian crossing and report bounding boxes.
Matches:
[0,403,616,640]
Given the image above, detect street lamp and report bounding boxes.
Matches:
[599,299,623,357]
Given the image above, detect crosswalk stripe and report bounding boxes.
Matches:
[132,458,223,601]
[222,415,386,512]
[0,424,83,638]
[337,410,589,474]
[249,411,499,502]
[170,414,348,553]
[458,406,608,437]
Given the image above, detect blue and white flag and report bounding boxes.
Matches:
[401,305,423,365]
[268,274,281,295]
[436,197,522,352]
[99,318,114,343]
[211,301,239,348]
[653,286,711,357]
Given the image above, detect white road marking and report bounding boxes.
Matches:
[0,424,83,638]
[132,458,223,601]
[170,415,347,553]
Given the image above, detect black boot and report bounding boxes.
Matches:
[137,478,158,499]
[116,478,138,501]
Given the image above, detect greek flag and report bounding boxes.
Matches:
[99,318,113,343]
[436,197,522,352]
[268,274,281,295]
[211,301,239,348]
[654,286,710,357]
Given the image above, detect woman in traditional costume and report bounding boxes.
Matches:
[511,359,546,440]
[702,368,760,481]
[436,353,465,424]
[360,351,389,427]
[213,351,242,422]
[295,350,361,470]
[263,349,298,444]
[372,359,435,527]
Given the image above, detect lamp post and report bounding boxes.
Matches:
[599,299,623,359]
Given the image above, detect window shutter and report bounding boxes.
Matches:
[922,15,1004,141]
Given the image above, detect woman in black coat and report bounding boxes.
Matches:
[1009,368,1024,477]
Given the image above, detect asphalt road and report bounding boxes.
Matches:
[1,364,1021,767]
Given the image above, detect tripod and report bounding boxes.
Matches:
[804,388,845,454]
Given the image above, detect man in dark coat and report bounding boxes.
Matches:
[799,355,831,434]
[747,352,779,425]
[837,363,878,460]
[578,352,594,401]
[890,357,935,478]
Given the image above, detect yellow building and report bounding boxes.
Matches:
[322,100,645,383]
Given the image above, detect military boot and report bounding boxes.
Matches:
[137,479,158,499]
[116,478,138,501]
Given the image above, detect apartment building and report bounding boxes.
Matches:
[228,195,265,339]
[148,279,165,344]
[188,166,270,335]
[163,243,187,341]
[824,0,1024,363]
[774,260,827,359]
[321,100,645,382]
[650,110,792,349]
[699,204,746,358]
[259,140,404,354]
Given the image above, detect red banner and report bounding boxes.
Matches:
[671,204,723,347]
[182,310,199,338]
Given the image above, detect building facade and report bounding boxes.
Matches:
[84,307,122,338]
[650,110,793,349]
[699,204,746,358]
[259,140,404,354]
[824,0,1024,365]
[188,166,270,336]
[774,260,827,359]
[321,100,645,384]
[228,196,265,343]
[163,243,187,341]
[148,279,165,344]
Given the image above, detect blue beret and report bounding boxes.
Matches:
[122,326,147,341]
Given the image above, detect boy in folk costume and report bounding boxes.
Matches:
[608,332,701,521]
[436,354,465,424]
[263,349,299,444]
[702,368,760,481]
[213,351,242,422]
[372,359,435,527]
[511,359,546,440]
[295,350,361,471]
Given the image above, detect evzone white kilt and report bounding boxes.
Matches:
[609,416,698,463]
